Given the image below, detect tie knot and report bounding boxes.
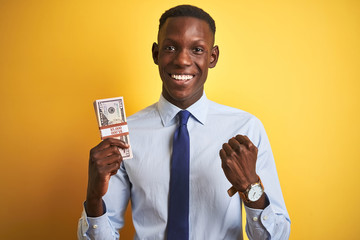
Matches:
[178,110,190,126]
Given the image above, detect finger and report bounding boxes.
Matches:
[235,135,247,145]
[105,154,123,166]
[107,137,130,148]
[235,135,252,150]
[228,137,241,153]
[219,149,227,161]
[94,160,121,178]
[237,135,258,153]
[219,149,230,169]
[96,138,130,151]
[242,136,257,151]
[107,161,121,176]
[91,152,122,167]
[241,135,254,148]
[92,139,112,151]
[92,145,122,160]
[222,143,234,156]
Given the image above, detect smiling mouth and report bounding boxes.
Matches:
[170,74,195,81]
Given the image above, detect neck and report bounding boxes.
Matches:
[162,89,203,109]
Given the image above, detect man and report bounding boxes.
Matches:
[78,5,290,240]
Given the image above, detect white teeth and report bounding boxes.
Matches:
[171,74,194,80]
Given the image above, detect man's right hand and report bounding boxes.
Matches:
[85,138,129,217]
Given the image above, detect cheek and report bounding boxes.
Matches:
[158,53,172,65]
[158,60,169,78]
[195,55,210,71]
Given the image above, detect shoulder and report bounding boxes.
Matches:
[128,103,159,121]
[206,99,266,132]
[127,102,161,127]
[207,100,270,146]
[208,100,258,120]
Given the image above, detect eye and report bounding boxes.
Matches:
[165,46,176,52]
[193,47,204,54]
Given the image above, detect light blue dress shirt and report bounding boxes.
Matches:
[78,93,291,240]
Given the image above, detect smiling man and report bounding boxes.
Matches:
[78,5,290,240]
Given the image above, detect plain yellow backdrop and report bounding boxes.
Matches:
[0,0,359,239]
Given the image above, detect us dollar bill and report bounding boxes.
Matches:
[94,96,133,159]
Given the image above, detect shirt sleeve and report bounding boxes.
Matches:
[77,205,119,240]
[245,200,291,240]
[77,162,131,240]
[245,117,291,239]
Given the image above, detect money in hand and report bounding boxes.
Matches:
[94,96,133,159]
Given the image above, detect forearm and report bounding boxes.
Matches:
[85,197,104,217]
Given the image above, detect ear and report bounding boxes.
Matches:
[152,42,159,65]
[209,45,219,68]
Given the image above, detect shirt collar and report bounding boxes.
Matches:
[157,92,209,127]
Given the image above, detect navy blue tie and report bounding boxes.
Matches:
[167,110,191,240]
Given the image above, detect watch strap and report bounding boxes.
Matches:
[239,176,264,203]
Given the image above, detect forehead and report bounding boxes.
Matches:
[158,16,214,44]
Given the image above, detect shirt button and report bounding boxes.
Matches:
[92,224,98,229]
[263,215,268,221]
[252,217,258,222]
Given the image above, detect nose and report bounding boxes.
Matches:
[174,49,192,67]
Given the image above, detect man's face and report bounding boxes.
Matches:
[152,17,219,109]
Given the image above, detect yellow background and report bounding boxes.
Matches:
[0,0,359,239]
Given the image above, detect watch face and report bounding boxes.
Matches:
[248,184,263,201]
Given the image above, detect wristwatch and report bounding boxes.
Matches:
[239,177,264,203]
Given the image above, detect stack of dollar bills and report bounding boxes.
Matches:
[93,96,133,160]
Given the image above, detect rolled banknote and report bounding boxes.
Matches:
[93,96,133,159]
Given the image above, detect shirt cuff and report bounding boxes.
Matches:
[78,201,114,239]
[244,203,274,228]
[244,201,291,240]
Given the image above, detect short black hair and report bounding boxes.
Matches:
[159,5,216,34]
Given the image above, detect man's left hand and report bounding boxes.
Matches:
[219,135,258,192]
